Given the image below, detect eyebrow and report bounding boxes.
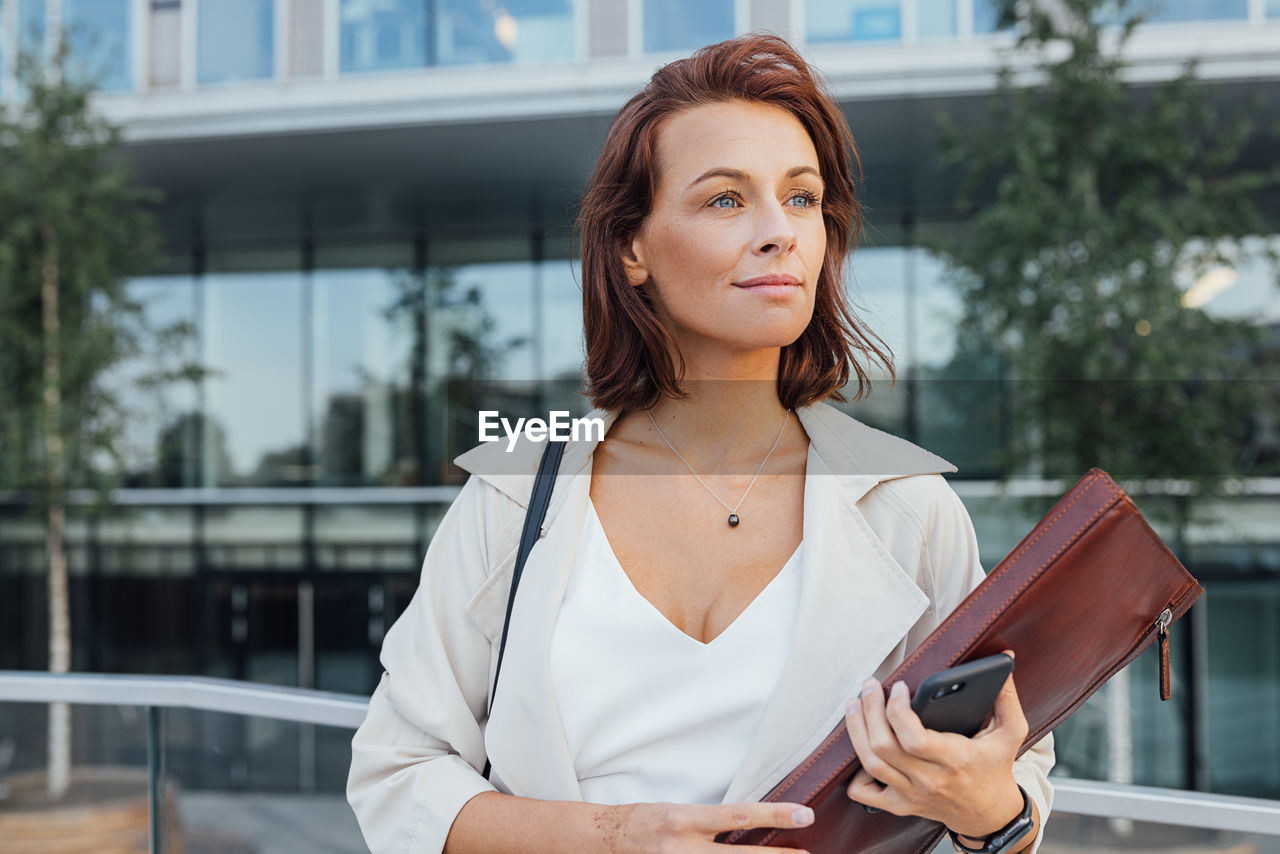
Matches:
[687,165,824,189]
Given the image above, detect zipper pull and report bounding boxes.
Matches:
[1156,607,1173,701]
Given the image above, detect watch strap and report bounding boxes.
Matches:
[948,784,1034,854]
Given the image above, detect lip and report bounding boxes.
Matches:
[734,274,801,288]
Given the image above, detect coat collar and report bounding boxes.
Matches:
[457,400,955,805]
[452,400,956,509]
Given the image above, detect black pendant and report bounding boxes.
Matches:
[728,513,740,527]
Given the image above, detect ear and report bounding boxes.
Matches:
[619,234,650,288]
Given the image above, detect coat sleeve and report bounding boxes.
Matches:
[347,475,501,854]
[922,478,1056,854]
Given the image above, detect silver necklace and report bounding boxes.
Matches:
[645,408,791,528]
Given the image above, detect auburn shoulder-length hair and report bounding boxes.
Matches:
[575,32,893,414]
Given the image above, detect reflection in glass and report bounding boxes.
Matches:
[429,258,537,481]
[436,0,575,66]
[95,506,197,577]
[541,253,591,417]
[540,256,585,383]
[806,0,902,43]
[198,0,274,84]
[108,276,201,488]
[645,0,733,53]
[1141,0,1248,22]
[63,0,131,91]
[314,506,417,571]
[1205,582,1280,798]
[340,0,429,72]
[973,0,1014,33]
[912,244,1006,477]
[18,0,45,59]
[203,506,305,570]
[203,271,305,486]
[842,247,908,437]
[313,260,419,486]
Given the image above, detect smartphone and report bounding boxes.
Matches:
[909,652,1014,737]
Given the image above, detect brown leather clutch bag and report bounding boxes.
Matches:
[723,468,1204,852]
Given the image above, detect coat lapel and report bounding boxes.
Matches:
[720,440,931,803]
[719,403,955,803]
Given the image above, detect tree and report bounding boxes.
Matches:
[0,40,198,798]
[922,0,1280,500]
[919,0,1280,796]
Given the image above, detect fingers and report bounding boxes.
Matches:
[846,767,905,816]
[883,680,945,762]
[845,679,913,792]
[989,657,1030,749]
[688,801,815,835]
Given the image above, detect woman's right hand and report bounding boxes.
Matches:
[606,800,814,853]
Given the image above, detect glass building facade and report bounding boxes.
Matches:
[1,0,1278,814]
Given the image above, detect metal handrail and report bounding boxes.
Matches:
[1050,779,1280,836]
[3,671,1280,837]
[0,671,367,728]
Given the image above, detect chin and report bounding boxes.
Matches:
[732,326,810,351]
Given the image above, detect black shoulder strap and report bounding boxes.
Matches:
[482,439,566,780]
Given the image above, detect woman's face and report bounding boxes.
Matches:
[622,99,827,371]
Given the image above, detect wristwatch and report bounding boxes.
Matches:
[948,784,1035,853]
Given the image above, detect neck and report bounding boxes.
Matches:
[643,377,792,473]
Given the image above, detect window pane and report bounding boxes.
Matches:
[312,245,422,487]
[202,268,305,486]
[1205,581,1280,797]
[112,275,201,488]
[64,0,131,91]
[429,242,538,482]
[198,0,274,84]
[973,0,1014,33]
[540,255,585,384]
[1142,0,1248,22]
[912,246,1005,476]
[437,0,575,66]
[841,247,909,437]
[340,0,428,73]
[19,0,44,59]
[916,0,956,37]
[645,0,733,53]
[806,0,902,43]
[150,0,181,87]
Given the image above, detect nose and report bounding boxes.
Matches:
[754,198,798,256]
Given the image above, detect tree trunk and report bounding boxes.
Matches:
[41,221,71,800]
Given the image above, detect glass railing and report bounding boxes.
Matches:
[2,671,1279,854]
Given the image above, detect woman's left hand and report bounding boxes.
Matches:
[843,649,1029,841]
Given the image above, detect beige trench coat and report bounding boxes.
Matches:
[347,401,1055,854]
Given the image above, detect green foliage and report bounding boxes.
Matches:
[0,40,200,509]
[920,0,1280,495]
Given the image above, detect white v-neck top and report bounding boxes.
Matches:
[547,498,804,806]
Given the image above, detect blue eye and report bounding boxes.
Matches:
[711,194,739,208]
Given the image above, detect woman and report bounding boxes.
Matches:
[347,33,1054,854]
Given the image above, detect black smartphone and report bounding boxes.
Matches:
[909,652,1015,737]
